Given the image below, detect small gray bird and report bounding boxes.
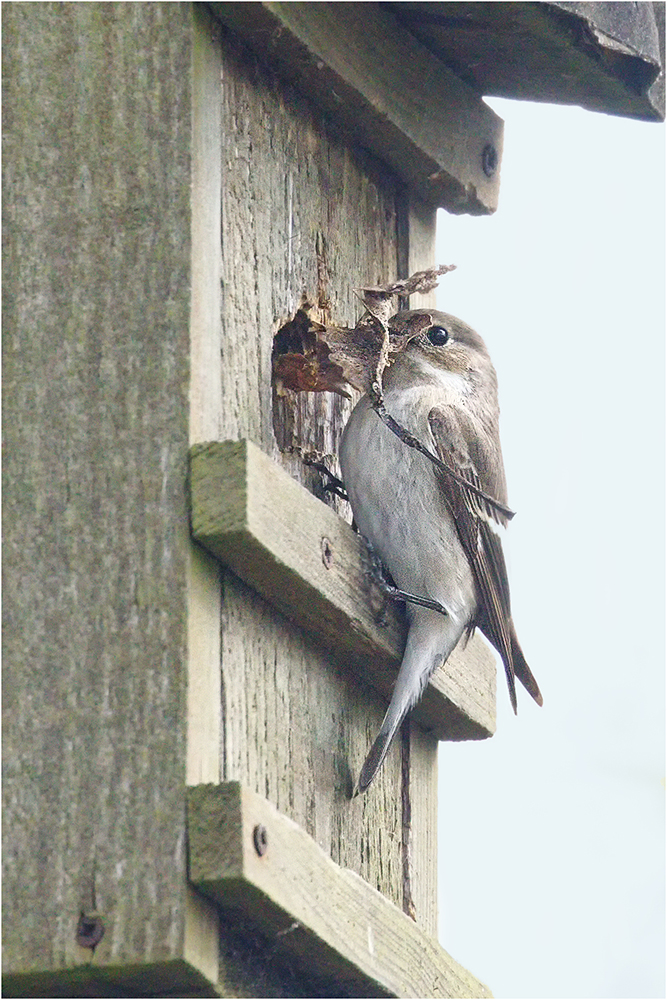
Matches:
[339,309,542,792]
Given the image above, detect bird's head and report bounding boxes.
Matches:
[386,309,496,392]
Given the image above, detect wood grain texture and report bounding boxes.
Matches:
[216,21,399,478]
[188,783,493,999]
[407,723,439,939]
[210,2,503,213]
[208,23,427,930]
[188,9,435,986]
[218,571,406,911]
[186,9,224,987]
[401,193,440,311]
[3,4,498,994]
[190,438,497,742]
[191,3,224,446]
[2,2,199,990]
[187,27,502,979]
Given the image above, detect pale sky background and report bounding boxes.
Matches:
[434,98,665,1000]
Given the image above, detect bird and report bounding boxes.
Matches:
[339,308,542,792]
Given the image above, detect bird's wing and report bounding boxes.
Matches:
[428,405,518,712]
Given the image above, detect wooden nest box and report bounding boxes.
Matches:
[3,3,662,997]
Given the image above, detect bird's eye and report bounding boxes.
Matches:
[427,326,449,346]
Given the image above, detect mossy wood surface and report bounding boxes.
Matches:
[3,3,199,993]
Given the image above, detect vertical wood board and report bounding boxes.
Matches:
[2,1,194,981]
[209,23,428,926]
[186,7,225,986]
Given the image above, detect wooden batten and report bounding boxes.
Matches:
[188,782,492,1000]
[209,1,504,215]
[190,438,496,743]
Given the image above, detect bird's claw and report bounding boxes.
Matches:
[306,460,349,501]
[360,537,448,617]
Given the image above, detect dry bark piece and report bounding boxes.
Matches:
[360,263,457,314]
[271,265,457,397]
[272,305,388,397]
[272,308,354,398]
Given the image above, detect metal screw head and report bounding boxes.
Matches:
[321,537,334,570]
[481,143,498,177]
[76,911,105,949]
[253,824,268,857]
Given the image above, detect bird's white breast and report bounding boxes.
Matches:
[339,387,477,626]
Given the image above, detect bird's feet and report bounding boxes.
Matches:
[305,460,349,501]
[360,537,449,617]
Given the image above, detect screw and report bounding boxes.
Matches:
[321,537,334,569]
[76,911,105,950]
[253,824,268,857]
[481,143,498,177]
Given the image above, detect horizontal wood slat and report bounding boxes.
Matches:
[188,782,493,999]
[189,439,496,742]
[209,1,503,214]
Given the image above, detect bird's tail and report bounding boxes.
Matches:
[355,613,459,793]
[356,717,402,795]
[509,621,543,706]
[478,615,543,710]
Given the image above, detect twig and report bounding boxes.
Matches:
[369,382,516,521]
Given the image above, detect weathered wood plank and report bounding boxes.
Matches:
[186,7,224,986]
[190,439,496,742]
[191,3,224,446]
[199,19,426,940]
[208,24,449,939]
[407,722,439,939]
[210,1,503,214]
[399,191,440,939]
[188,783,493,999]
[391,2,664,122]
[2,2,197,989]
[2,960,219,1000]
[218,570,407,914]
[4,3,494,995]
[191,9,494,974]
[400,192,440,311]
